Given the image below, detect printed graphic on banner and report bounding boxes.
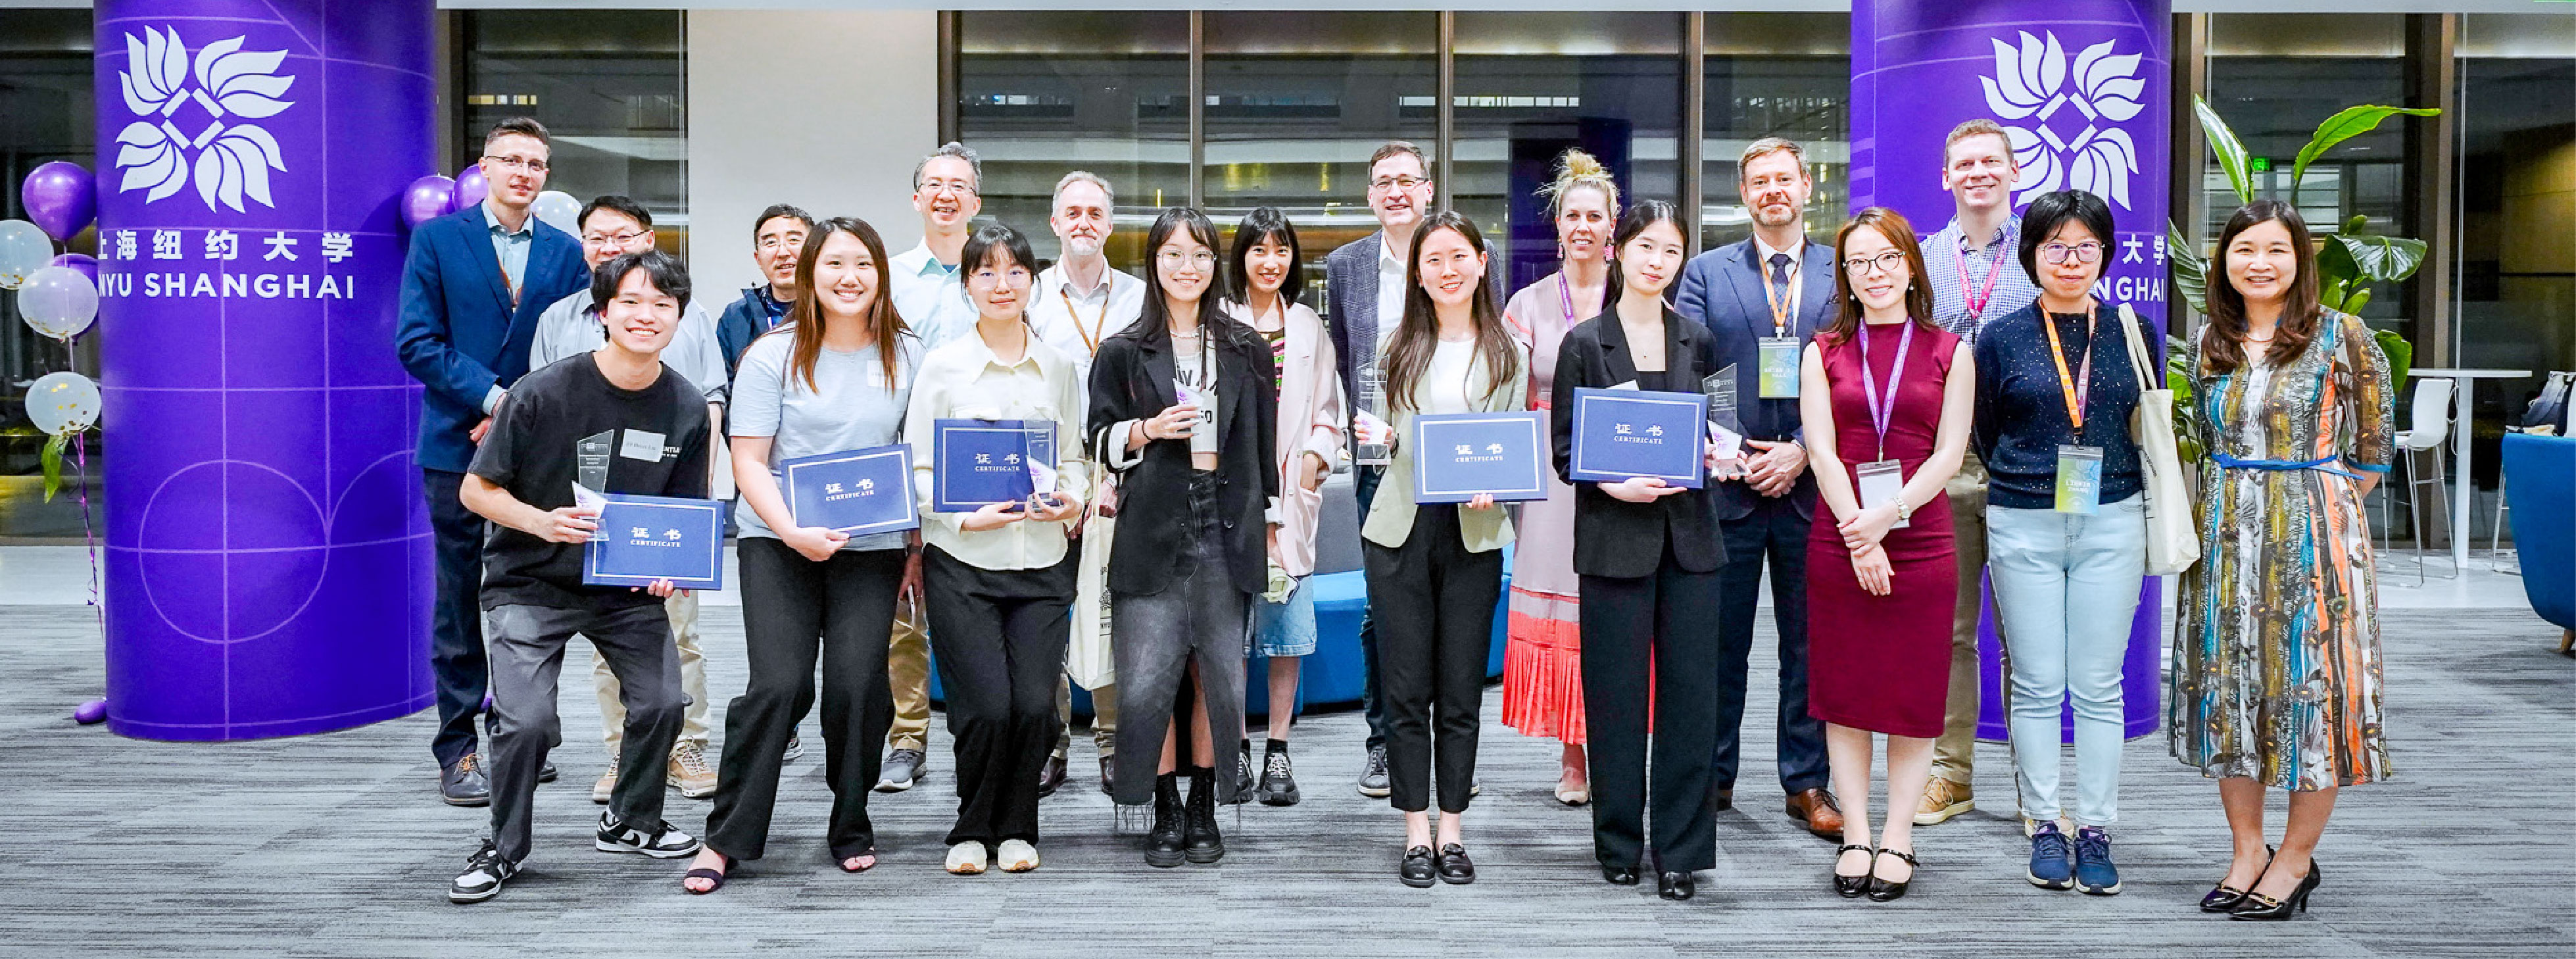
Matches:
[1980,31,2146,210]
[112,26,299,211]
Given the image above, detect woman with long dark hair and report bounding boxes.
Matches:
[1361,210,1526,888]
[2171,199,2393,920]
[904,223,1090,876]
[1088,208,1278,868]
[1221,207,1344,806]
[686,218,917,893]
[1549,200,1727,900]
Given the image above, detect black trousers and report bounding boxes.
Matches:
[1713,499,1832,796]
[704,539,903,862]
[1580,539,1724,873]
[923,544,1076,847]
[424,468,489,768]
[1362,504,1503,815]
[1353,464,1390,750]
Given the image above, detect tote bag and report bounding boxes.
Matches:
[2118,304,2197,576]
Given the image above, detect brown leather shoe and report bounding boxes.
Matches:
[1786,788,1844,839]
[1037,754,1068,797]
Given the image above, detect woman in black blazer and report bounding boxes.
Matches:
[1086,207,1280,868]
[1549,201,1730,902]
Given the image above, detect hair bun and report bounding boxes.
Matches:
[1559,149,1605,179]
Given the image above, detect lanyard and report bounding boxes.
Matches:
[1856,320,1914,462]
[2041,308,2098,437]
[1953,235,2006,323]
[1058,287,1110,357]
[1760,253,1799,337]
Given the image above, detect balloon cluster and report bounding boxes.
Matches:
[9,163,104,441]
[401,162,578,235]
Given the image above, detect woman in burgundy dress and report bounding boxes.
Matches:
[1798,207,1974,902]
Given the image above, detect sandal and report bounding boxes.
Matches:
[682,854,736,895]
[839,848,879,873]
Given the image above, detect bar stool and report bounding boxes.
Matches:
[2382,377,2457,583]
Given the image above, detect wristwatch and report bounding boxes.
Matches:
[1895,496,1913,524]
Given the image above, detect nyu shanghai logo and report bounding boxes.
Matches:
[1980,32,2145,210]
[112,26,297,212]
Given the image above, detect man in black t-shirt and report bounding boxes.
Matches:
[450,250,713,904]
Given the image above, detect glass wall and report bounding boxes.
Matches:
[1201,11,1438,303]
[456,10,689,255]
[956,11,1190,274]
[0,11,99,536]
[1702,14,1850,252]
[2455,13,2576,443]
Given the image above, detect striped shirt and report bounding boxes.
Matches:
[1924,215,2041,346]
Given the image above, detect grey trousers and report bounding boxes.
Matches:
[484,602,686,864]
[1109,472,1250,806]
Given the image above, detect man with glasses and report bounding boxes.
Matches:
[875,141,985,793]
[1323,140,1434,799]
[398,116,590,806]
[1915,120,2039,829]
[1672,136,1844,841]
[1024,171,1145,797]
[525,195,731,806]
[716,204,815,374]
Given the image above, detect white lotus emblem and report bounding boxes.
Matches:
[110,27,297,212]
[1980,31,2144,210]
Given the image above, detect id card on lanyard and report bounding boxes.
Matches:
[1758,255,1801,398]
[2043,310,2101,514]
[1855,321,1913,529]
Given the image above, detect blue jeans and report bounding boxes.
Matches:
[1987,499,2147,827]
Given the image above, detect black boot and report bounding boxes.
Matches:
[1184,766,1225,863]
[1144,773,1185,868]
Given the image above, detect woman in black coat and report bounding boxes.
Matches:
[1549,201,1730,901]
[1085,207,1279,868]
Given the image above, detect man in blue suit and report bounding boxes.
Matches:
[1672,137,1843,841]
[397,117,591,806]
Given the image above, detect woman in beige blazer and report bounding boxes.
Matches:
[1221,209,1346,807]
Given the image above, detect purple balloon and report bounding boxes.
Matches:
[401,174,458,230]
[451,163,489,213]
[74,699,109,725]
[20,161,96,242]
[47,252,97,287]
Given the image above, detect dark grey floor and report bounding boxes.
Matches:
[3,604,2567,958]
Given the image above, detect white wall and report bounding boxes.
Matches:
[686,9,938,299]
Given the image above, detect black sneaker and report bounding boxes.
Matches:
[449,840,516,904]
[1257,743,1301,806]
[595,812,701,858]
[1357,744,1390,799]
[1228,741,1254,805]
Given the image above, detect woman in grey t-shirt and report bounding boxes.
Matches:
[686,217,921,893]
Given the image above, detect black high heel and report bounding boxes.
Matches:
[1832,845,1873,898]
[1866,848,1918,902]
[2200,845,2272,913]
[2231,857,2321,920]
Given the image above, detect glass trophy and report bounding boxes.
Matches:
[574,430,614,508]
[1703,364,1745,481]
[1355,361,1392,466]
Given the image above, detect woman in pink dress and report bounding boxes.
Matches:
[1499,149,1616,806]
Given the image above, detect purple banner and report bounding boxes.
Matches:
[95,0,436,740]
[1853,1,2172,742]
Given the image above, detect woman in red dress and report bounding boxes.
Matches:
[1799,207,1974,902]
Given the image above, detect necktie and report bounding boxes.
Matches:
[1770,251,1792,287]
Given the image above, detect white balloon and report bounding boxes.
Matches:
[26,370,101,435]
[532,190,583,236]
[0,219,51,289]
[18,265,99,340]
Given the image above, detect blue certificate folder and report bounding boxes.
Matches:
[1411,411,1549,504]
[1567,387,1709,488]
[932,419,1055,512]
[780,445,919,537]
[583,493,726,590]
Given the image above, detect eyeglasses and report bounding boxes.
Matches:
[1157,250,1217,270]
[1842,251,1908,276]
[919,179,979,197]
[483,155,548,174]
[1369,175,1427,193]
[756,235,806,252]
[583,230,650,247]
[2040,241,2104,265]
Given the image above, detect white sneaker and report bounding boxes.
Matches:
[595,812,701,858]
[945,841,988,875]
[996,839,1040,873]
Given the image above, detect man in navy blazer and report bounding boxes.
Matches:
[1672,137,1843,840]
[395,117,591,806]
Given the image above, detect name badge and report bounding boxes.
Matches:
[1856,458,1910,529]
[620,429,667,462]
[2055,445,2104,514]
[1758,337,1801,398]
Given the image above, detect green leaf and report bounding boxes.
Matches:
[2344,286,2373,316]
[2375,328,2411,393]
[2195,95,2255,206]
[2167,218,2208,316]
[2332,234,2428,283]
[41,432,68,503]
[2289,106,2441,207]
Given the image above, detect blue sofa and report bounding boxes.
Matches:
[2501,433,2574,652]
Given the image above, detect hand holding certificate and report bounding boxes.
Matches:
[1567,387,1709,489]
[780,445,919,537]
[1411,411,1547,504]
[932,419,1056,513]
[584,492,726,591]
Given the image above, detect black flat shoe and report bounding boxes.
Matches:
[1399,845,1437,888]
[2202,846,2273,913]
[1657,871,1695,900]
[1436,843,1476,885]
[1602,862,1641,886]
[1866,848,1918,902]
[1833,844,1874,898]
[2231,858,2321,920]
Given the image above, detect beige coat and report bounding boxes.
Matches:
[1225,299,1347,578]
[1359,335,1531,553]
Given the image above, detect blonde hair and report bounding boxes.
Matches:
[1538,148,1621,219]
[1942,119,2014,167]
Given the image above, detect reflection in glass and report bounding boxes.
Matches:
[1702,14,1850,252]
[460,11,689,255]
[0,10,100,533]
[2454,13,2575,453]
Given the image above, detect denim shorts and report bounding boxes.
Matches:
[1253,574,1317,658]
